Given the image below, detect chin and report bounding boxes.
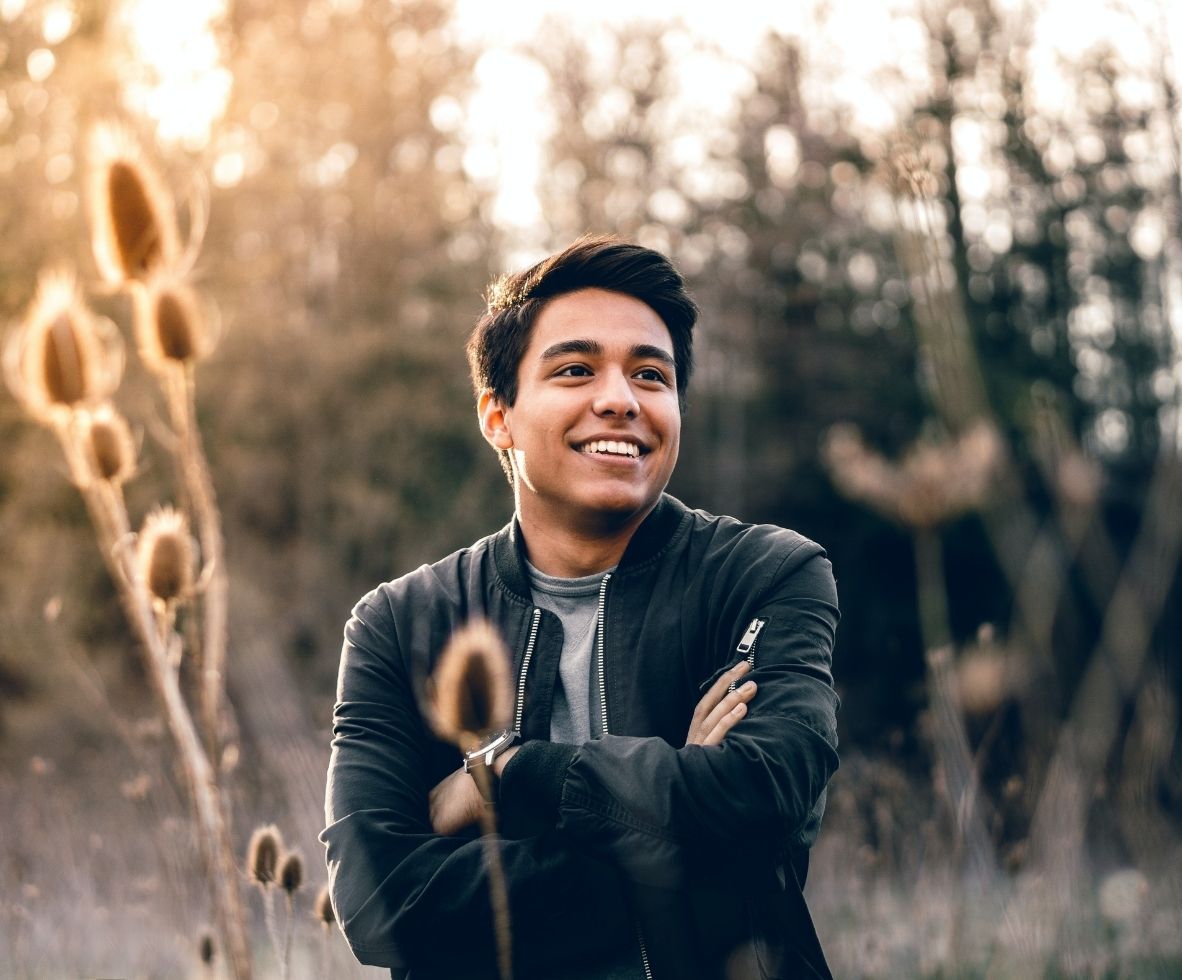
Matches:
[579,488,661,523]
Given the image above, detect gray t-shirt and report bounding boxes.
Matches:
[524,561,607,743]
[524,561,645,979]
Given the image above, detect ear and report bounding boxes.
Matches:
[478,390,514,450]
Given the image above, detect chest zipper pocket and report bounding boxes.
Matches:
[728,617,767,692]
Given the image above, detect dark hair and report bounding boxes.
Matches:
[467,235,697,413]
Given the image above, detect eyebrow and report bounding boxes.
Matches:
[538,339,676,370]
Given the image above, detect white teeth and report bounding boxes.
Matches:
[582,439,640,457]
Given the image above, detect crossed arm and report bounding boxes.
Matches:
[324,553,838,969]
[429,660,759,835]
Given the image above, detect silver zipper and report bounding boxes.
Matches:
[513,608,542,732]
[596,572,654,979]
[595,572,611,737]
[637,924,653,980]
[728,617,767,691]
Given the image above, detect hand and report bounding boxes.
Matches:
[685,660,757,747]
[429,767,485,835]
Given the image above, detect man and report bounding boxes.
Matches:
[322,237,840,978]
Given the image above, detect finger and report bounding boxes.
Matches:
[700,700,748,747]
[697,680,757,740]
[692,660,752,725]
[686,680,756,745]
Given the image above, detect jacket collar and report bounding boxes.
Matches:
[492,494,689,600]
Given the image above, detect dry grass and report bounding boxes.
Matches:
[3,723,1178,978]
[0,730,376,980]
[808,755,1182,979]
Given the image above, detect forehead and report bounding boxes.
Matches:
[525,288,673,359]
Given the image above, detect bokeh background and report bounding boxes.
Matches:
[2,0,1181,975]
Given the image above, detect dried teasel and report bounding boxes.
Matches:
[955,624,1027,716]
[79,404,136,486]
[3,270,124,425]
[246,824,283,887]
[197,929,216,965]
[879,134,943,200]
[279,850,304,896]
[427,620,514,750]
[822,424,904,517]
[823,421,1002,529]
[136,506,195,605]
[313,884,335,927]
[87,122,180,284]
[133,272,216,374]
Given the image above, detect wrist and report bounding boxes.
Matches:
[492,744,520,778]
[462,729,520,802]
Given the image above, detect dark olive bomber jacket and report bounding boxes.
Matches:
[321,494,840,979]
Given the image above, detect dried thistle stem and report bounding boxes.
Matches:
[314,885,336,977]
[278,850,302,980]
[475,791,512,980]
[262,887,282,978]
[50,415,251,980]
[281,891,296,980]
[160,361,231,761]
[426,622,515,978]
[914,528,999,969]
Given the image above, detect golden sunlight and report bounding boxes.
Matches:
[113,0,231,150]
[451,0,1182,251]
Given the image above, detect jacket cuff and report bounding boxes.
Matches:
[498,740,578,838]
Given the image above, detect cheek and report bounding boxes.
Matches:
[510,416,566,454]
[659,405,682,452]
[663,435,681,473]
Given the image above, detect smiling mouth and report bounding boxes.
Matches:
[576,439,645,459]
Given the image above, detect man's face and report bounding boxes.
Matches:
[480,287,682,534]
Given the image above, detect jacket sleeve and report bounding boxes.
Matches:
[500,548,840,891]
[321,592,636,974]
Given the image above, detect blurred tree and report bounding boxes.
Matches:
[193,0,504,703]
[910,0,1181,790]
[0,0,507,839]
[527,19,689,243]
[525,3,1182,806]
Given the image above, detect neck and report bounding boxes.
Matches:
[515,503,653,578]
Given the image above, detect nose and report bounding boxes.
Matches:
[592,369,639,418]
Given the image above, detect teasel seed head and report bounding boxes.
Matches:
[136,506,194,604]
[133,272,215,374]
[80,404,136,486]
[197,929,216,965]
[313,884,335,927]
[823,421,1001,529]
[880,135,942,200]
[279,850,304,896]
[87,122,179,284]
[427,619,514,750]
[3,270,124,425]
[246,824,283,887]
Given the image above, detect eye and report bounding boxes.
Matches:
[635,367,670,385]
[555,364,592,378]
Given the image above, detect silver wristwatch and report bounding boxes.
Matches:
[463,729,520,800]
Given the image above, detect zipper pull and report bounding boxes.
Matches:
[729,618,767,692]
[736,617,766,655]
